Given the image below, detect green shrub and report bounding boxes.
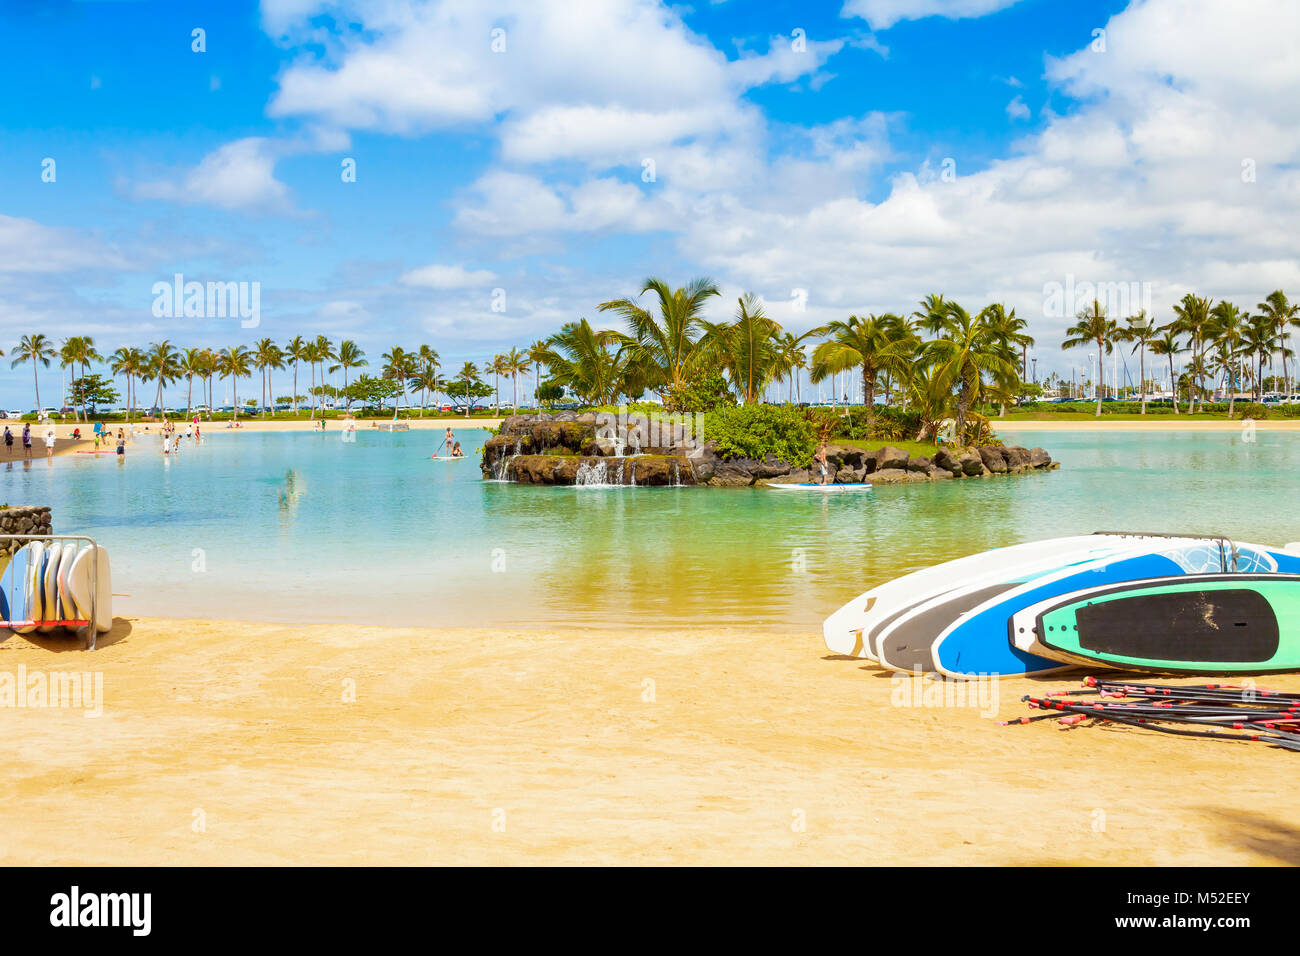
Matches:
[704,404,816,465]
[664,372,734,414]
[818,405,922,442]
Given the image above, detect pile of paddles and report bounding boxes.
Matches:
[1003,677,1300,752]
[823,532,1300,678]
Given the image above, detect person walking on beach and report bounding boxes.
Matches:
[116,432,125,463]
[162,434,172,455]
[22,424,32,460]
[814,441,829,485]
[44,425,56,460]
[3,426,12,458]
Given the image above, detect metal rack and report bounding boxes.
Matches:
[1,534,102,650]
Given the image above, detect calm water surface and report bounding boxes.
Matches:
[2,427,1297,628]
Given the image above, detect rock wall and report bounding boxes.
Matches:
[481,413,1058,487]
[0,505,53,554]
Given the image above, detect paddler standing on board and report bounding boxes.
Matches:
[814,441,829,485]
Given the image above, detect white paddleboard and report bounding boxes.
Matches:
[767,482,872,491]
[39,543,63,632]
[822,534,1127,659]
[429,456,467,461]
[55,542,78,628]
[16,541,44,634]
[67,545,112,633]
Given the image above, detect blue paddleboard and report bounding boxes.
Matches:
[933,544,1300,677]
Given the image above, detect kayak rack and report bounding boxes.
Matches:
[0,533,102,650]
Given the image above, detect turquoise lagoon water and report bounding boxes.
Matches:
[1,427,1297,628]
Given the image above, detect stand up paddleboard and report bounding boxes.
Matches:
[919,538,1300,679]
[822,534,1130,659]
[429,456,467,461]
[766,482,871,491]
[1013,573,1300,674]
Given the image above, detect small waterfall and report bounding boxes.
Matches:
[492,436,523,480]
[575,460,609,486]
[671,461,681,487]
[615,458,625,485]
[628,461,637,486]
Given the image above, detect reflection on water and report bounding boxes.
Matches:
[1,428,1297,629]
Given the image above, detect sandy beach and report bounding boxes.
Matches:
[2,617,1297,866]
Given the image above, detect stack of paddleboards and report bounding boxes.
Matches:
[1,540,112,635]
[824,533,1300,677]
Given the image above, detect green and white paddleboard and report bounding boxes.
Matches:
[1013,573,1300,674]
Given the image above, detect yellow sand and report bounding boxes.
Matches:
[1,618,1297,865]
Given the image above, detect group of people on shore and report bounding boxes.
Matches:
[0,415,207,464]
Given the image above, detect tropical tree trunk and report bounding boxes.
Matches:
[863,365,876,427]
[31,357,40,413]
[1095,342,1103,417]
[1169,356,1179,414]
[1139,345,1147,414]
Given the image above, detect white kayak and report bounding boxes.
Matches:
[767,482,872,491]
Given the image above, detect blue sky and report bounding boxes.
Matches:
[1,0,1296,407]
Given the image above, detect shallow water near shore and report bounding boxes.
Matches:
[1,427,1297,628]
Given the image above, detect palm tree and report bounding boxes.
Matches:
[698,294,783,406]
[1062,300,1119,417]
[381,346,413,414]
[414,345,439,414]
[498,347,529,412]
[1116,310,1156,414]
[978,303,1031,416]
[313,336,336,413]
[1241,313,1278,401]
[811,313,910,424]
[528,339,549,407]
[407,364,444,416]
[59,336,100,421]
[302,341,322,417]
[332,339,368,399]
[918,300,1018,437]
[11,334,55,414]
[539,319,628,406]
[1257,290,1299,398]
[253,338,283,417]
[284,336,307,415]
[1149,330,1183,412]
[487,353,509,411]
[458,361,481,418]
[145,340,180,415]
[200,348,219,419]
[1208,301,1246,415]
[217,346,252,422]
[1171,293,1213,412]
[179,347,206,417]
[598,276,721,397]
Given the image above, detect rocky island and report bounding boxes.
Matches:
[481,412,1057,487]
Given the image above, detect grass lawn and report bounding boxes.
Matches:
[834,437,944,459]
[998,411,1298,421]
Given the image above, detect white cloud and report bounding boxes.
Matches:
[400,263,499,288]
[453,171,669,236]
[1005,95,1030,121]
[841,0,1025,30]
[132,138,290,212]
[0,215,129,273]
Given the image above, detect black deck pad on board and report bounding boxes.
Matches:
[1073,588,1279,663]
[879,583,1020,672]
